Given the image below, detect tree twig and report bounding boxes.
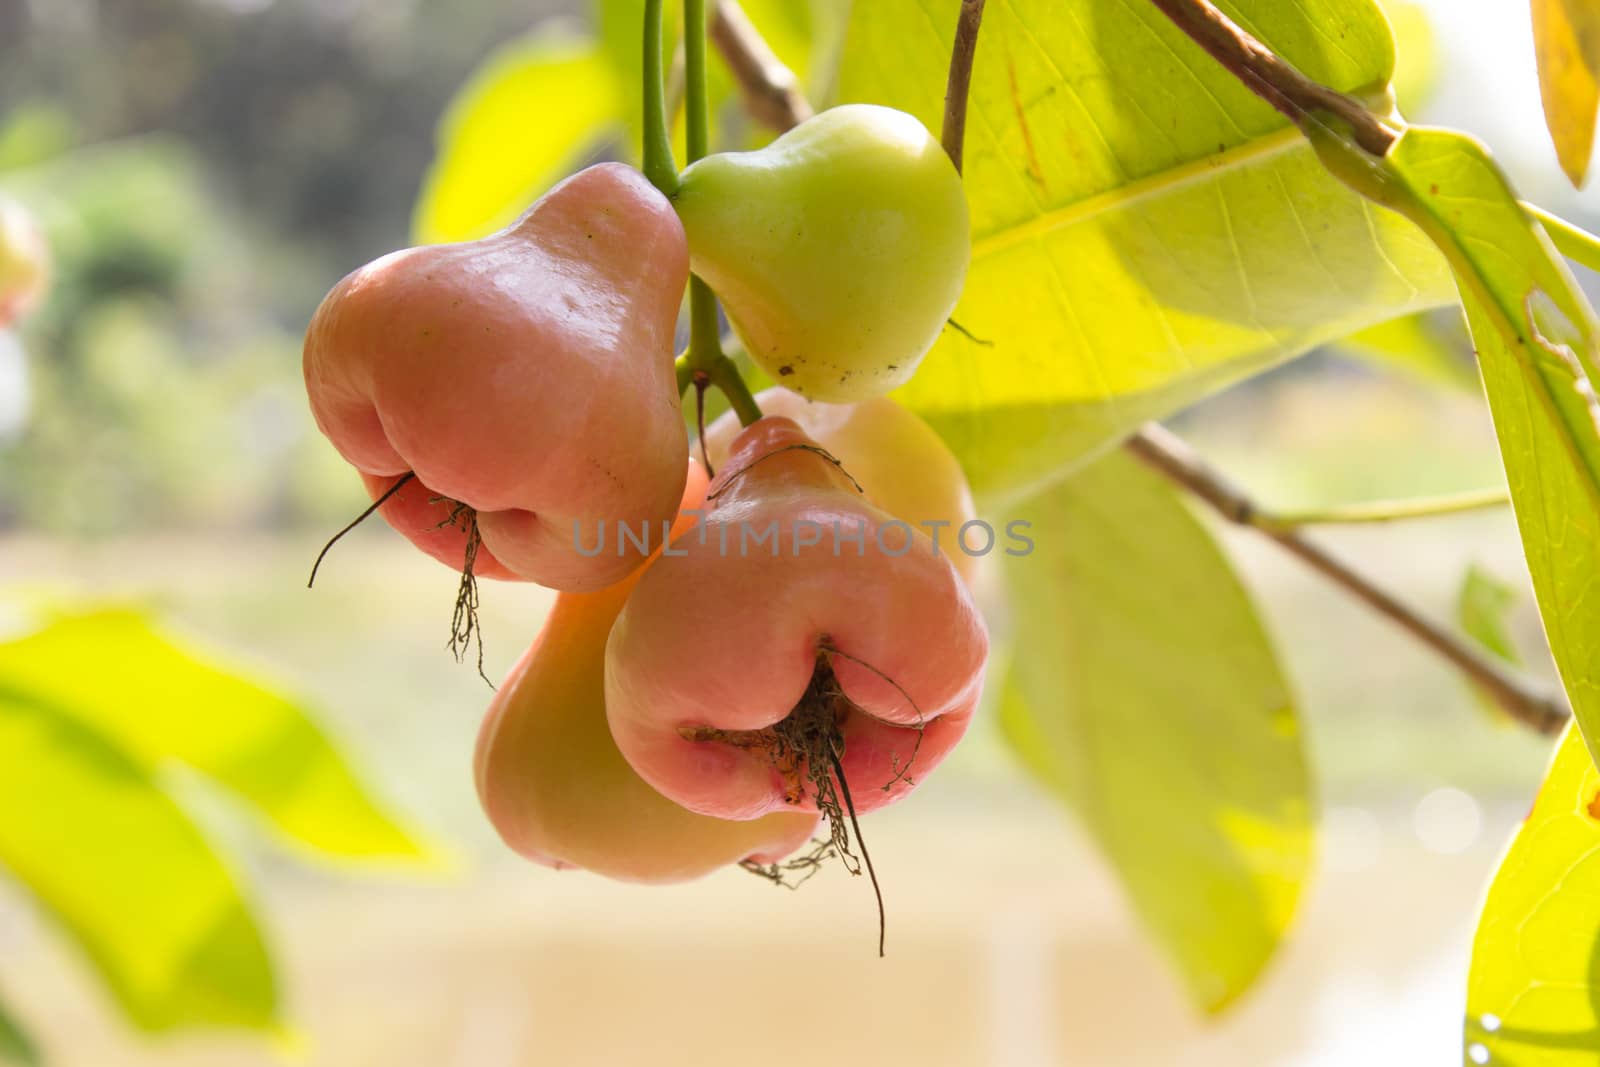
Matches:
[1125,424,1569,735]
[1145,0,1398,155]
[1254,487,1510,532]
[710,0,813,131]
[941,0,987,173]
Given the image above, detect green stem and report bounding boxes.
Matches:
[685,0,711,163]
[709,356,763,426]
[1524,201,1600,275]
[678,0,762,426]
[685,276,721,371]
[1254,487,1510,531]
[642,0,678,195]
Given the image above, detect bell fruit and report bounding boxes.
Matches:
[605,417,988,822]
[702,389,980,585]
[304,163,689,591]
[475,461,819,882]
[673,105,969,403]
[0,197,49,327]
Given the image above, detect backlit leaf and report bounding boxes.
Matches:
[1465,724,1600,1063]
[1314,125,1600,775]
[0,608,425,863]
[412,30,623,244]
[1000,449,1310,1012]
[838,0,1454,506]
[0,692,276,1033]
[1531,0,1600,187]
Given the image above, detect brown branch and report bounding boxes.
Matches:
[1146,0,1397,155]
[941,0,987,173]
[1125,424,1570,736]
[710,0,812,132]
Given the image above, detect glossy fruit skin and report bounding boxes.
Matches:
[304,163,689,591]
[475,461,819,882]
[673,104,969,402]
[0,198,49,327]
[703,388,980,585]
[606,417,988,822]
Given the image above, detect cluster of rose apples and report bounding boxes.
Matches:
[303,105,991,883]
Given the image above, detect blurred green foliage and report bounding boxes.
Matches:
[0,0,585,537]
[0,996,37,1067]
[0,600,429,1051]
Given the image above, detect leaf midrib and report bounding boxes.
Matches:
[972,89,1394,262]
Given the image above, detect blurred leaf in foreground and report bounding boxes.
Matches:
[0,602,430,1038]
[0,688,277,1034]
[0,608,426,862]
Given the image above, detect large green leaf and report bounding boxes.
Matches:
[999,449,1310,1012]
[1314,124,1600,771]
[0,609,424,862]
[0,996,38,1066]
[838,0,1454,506]
[1465,724,1600,1063]
[412,30,624,243]
[0,691,276,1033]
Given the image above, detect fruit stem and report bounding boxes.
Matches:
[642,0,679,196]
[708,355,762,426]
[678,0,762,427]
[684,0,711,163]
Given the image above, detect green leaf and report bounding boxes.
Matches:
[0,609,425,863]
[0,997,38,1066]
[1333,311,1476,390]
[1458,564,1522,666]
[412,30,624,244]
[1319,125,1600,774]
[1378,0,1437,114]
[1465,724,1600,1062]
[1531,0,1600,187]
[0,691,276,1033]
[999,449,1311,1013]
[838,0,1454,506]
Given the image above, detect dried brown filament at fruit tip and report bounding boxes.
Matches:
[687,645,916,955]
[438,502,493,689]
[307,471,416,588]
[694,372,715,478]
[828,737,885,958]
[706,443,865,500]
[817,641,929,792]
[739,837,837,889]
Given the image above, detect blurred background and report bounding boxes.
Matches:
[0,0,1587,1064]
